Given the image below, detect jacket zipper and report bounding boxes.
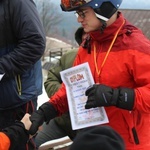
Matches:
[132,127,139,144]
[15,75,21,95]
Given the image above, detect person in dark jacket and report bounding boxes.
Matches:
[35,49,78,148]
[0,0,45,149]
[0,113,32,150]
[35,27,86,148]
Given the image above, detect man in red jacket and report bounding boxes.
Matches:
[29,0,150,150]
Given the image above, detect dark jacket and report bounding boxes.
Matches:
[44,49,78,97]
[0,0,46,110]
[1,121,29,150]
[44,49,78,139]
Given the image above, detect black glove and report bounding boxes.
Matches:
[28,102,57,135]
[85,84,135,110]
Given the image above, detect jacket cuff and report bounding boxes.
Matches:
[2,122,29,150]
[116,88,135,110]
[40,102,58,123]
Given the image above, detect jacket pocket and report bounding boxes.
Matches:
[0,76,20,110]
[121,110,139,145]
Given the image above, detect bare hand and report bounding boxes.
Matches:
[21,113,32,130]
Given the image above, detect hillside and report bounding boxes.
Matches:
[35,0,150,45]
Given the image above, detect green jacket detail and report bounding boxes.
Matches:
[44,49,78,140]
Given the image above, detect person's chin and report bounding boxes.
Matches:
[83,27,90,33]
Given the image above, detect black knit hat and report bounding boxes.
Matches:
[69,125,125,150]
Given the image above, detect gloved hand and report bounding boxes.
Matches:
[85,84,135,110]
[28,102,57,135]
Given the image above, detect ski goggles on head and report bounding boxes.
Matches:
[61,0,92,11]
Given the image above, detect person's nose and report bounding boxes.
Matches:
[77,15,84,23]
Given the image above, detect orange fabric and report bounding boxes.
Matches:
[61,0,87,9]
[50,13,150,150]
[61,0,70,8]
[0,133,10,150]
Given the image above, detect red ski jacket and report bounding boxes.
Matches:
[50,12,150,150]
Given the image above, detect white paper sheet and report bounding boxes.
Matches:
[60,62,109,130]
[0,74,5,81]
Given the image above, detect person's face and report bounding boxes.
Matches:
[75,7,102,33]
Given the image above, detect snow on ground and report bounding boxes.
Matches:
[37,85,49,109]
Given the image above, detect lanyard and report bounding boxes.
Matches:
[94,20,125,77]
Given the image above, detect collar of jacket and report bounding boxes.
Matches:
[89,12,127,43]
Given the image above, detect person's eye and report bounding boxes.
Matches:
[75,10,87,18]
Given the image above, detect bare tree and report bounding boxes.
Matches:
[34,0,75,60]
[34,0,63,36]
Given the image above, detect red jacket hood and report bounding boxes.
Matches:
[89,12,140,43]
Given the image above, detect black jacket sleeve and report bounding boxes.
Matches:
[2,122,29,150]
[0,0,46,76]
